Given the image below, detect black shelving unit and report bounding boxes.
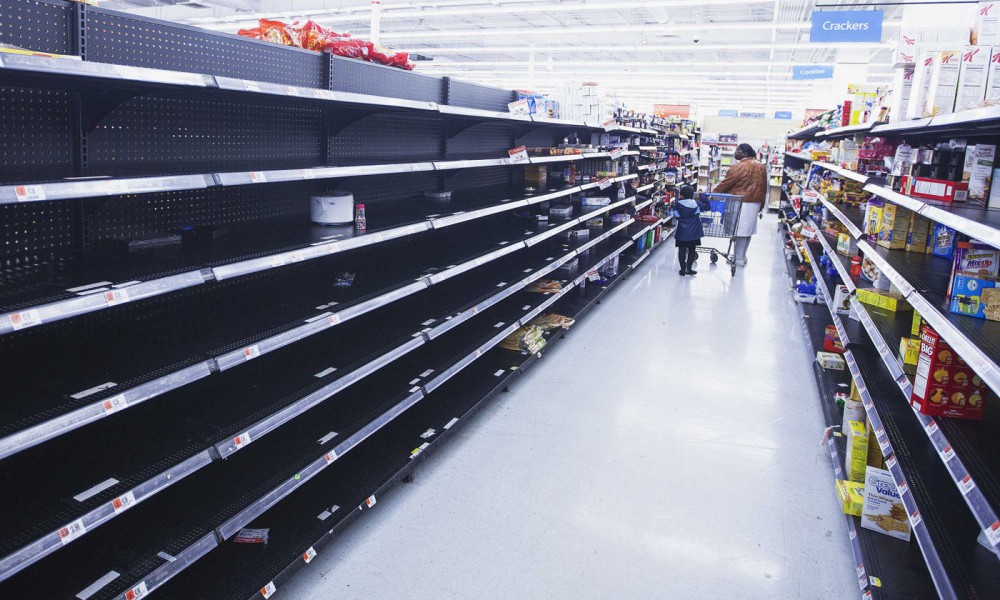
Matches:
[0,1,674,597]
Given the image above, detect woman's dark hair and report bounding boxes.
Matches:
[679,185,695,199]
[737,143,756,159]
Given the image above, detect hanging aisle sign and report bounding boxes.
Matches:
[774,111,793,119]
[810,10,883,43]
[718,109,738,117]
[792,65,835,80]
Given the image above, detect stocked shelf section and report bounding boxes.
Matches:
[0,1,669,598]
[787,215,1000,598]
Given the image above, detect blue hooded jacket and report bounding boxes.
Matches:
[672,198,707,242]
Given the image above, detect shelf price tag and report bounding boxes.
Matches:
[886,455,897,469]
[311,89,336,101]
[112,491,137,514]
[283,85,299,96]
[848,529,857,540]
[14,185,46,202]
[924,420,939,436]
[302,547,317,563]
[324,450,338,463]
[985,521,1000,546]
[959,474,976,495]
[104,288,131,307]
[243,345,261,361]
[897,480,908,495]
[260,582,277,599]
[327,314,341,326]
[8,309,42,331]
[102,394,128,416]
[234,432,252,450]
[58,518,87,545]
[909,510,923,528]
[242,80,261,93]
[609,148,624,160]
[248,171,267,184]
[940,445,956,463]
[602,119,616,128]
[365,495,377,508]
[598,177,612,190]
[301,169,316,180]
[124,582,148,600]
[507,99,529,114]
[508,145,529,164]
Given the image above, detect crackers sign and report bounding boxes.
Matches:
[810,10,883,43]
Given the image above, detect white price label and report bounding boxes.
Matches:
[598,177,612,190]
[268,255,287,269]
[289,251,305,263]
[508,145,529,164]
[959,475,977,495]
[102,394,128,416]
[856,566,865,579]
[104,288,131,306]
[587,271,600,282]
[301,169,316,180]
[8,309,42,330]
[58,518,86,545]
[14,185,46,202]
[849,529,857,540]
[507,99,529,114]
[302,546,317,563]
[243,345,261,361]
[112,491,137,514]
[602,119,616,128]
[941,445,956,462]
[328,314,341,326]
[283,85,299,96]
[243,80,261,93]
[234,432,252,449]
[609,148,624,159]
[985,522,1000,546]
[909,510,922,528]
[261,582,277,598]
[311,89,336,100]
[249,171,267,184]
[925,420,939,436]
[897,480,908,495]
[365,495,377,508]
[325,450,338,463]
[887,455,897,468]
[124,582,148,600]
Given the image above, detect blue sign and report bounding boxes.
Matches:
[718,109,738,117]
[810,10,883,43]
[792,65,835,80]
[774,111,793,120]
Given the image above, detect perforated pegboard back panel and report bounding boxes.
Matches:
[84,7,326,88]
[329,55,443,103]
[0,86,76,179]
[446,122,513,158]
[445,166,513,192]
[87,95,325,170]
[446,79,516,112]
[335,171,439,205]
[329,112,442,163]
[0,201,77,259]
[516,127,576,149]
[83,182,310,244]
[0,0,72,55]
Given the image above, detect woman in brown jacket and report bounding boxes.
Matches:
[713,143,768,267]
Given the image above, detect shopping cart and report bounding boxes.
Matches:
[696,192,742,276]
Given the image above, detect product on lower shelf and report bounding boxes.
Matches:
[856,287,911,312]
[824,325,844,354]
[526,279,563,294]
[911,324,988,419]
[836,480,865,516]
[845,420,869,483]
[947,241,1000,323]
[500,324,547,354]
[528,313,576,331]
[861,466,911,541]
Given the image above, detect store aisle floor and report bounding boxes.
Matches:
[280,214,858,600]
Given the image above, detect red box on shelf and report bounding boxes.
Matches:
[910,325,985,420]
[901,175,969,203]
[823,325,844,354]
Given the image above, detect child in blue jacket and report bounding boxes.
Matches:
[672,185,705,276]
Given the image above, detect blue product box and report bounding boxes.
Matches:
[949,275,999,321]
[931,223,957,259]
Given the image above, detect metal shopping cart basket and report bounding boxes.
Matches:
[696,192,742,276]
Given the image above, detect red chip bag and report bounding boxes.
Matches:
[259,19,293,46]
[236,27,261,40]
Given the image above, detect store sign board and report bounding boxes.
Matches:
[718,109,738,117]
[810,10,883,43]
[740,112,766,119]
[654,104,690,118]
[792,65,835,80]
[774,111,793,119]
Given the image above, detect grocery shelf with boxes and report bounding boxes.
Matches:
[0,1,676,598]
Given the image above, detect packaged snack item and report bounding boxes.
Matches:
[824,325,844,354]
[833,284,851,315]
[836,232,857,256]
[842,398,866,431]
[845,420,869,483]
[931,223,958,258]
[526,279,562,294]
[950,275,1000,321]
[864,201,884,242]
[856,287,910,312]
[861,466,911,541]
[951,241,1000,279]
[877,203,912,249]
[528,313,575,331]
[911,312,924,336]
[817,352,846,371]
[962,144,997,203]
[836,480,865,517]
[866,419,886,470]
[911,325,985,419]
[899,337,921,367]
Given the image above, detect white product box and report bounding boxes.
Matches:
[974,2,1000,46]
[861,466,912,541]
[985,47,1000,102]
[906,49,936,119]
[893,31,919,66]
[965,144,996,202]
[889,67,915,122]
[924,48,962,116]
[955,46,992,112]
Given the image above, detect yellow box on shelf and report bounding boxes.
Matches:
[845,420,869,483]
[836,479,865,516]
[856,288,911,313]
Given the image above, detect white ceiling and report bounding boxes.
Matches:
[105,0,910,113]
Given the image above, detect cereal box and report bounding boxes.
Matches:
[899,337,921,367]
[952,241,1000,279]
[861,466,911,541]
[877,203,912,249]
[824,325,844,354]
[950,275,1000,322]
[845,420,869,483]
